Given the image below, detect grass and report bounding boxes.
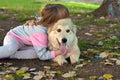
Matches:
[0,14,9,19]
[0,0,99,12]
[94,18,109,26]
[103,36,120,50]
[0,0,100,21]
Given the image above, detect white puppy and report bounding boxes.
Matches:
[47,18,80,65]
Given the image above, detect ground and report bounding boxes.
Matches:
[0,10,120,80]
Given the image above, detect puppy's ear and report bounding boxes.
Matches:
[72,24,77,34]
[68,19,77,34]
[47,27,52,34]
[47,22,58,33]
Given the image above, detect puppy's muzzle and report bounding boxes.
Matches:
[62,38,67,43]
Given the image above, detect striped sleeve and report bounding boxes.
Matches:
[30,32,55,60]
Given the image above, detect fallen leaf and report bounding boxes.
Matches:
[77,78,86,80]
[98,41,103,46]
[33,71,45,80]
[62,71,76,78]
[116,59,120,66]
[98,76,104,80]
[5,74,14,79]
[23,73,31,80]
[99,52,110,58]
[89,76,97,80]
[20,67,29,71]
[0,63,3,66]
[33,75,43,80]
[16,70,25,75]
[46,73,55,79]
[100,16,105,19]
[44,66,51,71]
[9,67,19,71]
[51,63,59,67]
[75,62,86,70]
[0,71,6,75]
[85,33,92,36]
[86,49,99,54]
[5,62,13,66]
[56,70,62,74]
[109,58,118,61]
[103,74,113,79]
[23,73,31,77]
[29,68,37,72]
[5,70,12,73]
[105,60,114,66]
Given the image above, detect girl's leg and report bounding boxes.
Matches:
[9,46,38,59]
[0,35,22,58]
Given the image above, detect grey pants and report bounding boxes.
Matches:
[0,35,38,59]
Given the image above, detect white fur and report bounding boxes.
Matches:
[47,18,81,65]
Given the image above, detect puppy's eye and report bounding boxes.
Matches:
[66,29,70,33]
[57,29,61,32]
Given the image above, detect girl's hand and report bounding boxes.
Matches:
[60,47,71,55]
[54,48,71,57]
[24,20,36,26]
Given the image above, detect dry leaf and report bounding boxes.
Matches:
[77,78,86,80]
[56,70,62,74]
[85,33,92,36]
[99,52,110,58]
[33,71,45,80]
[29,68,36,72]
[9,67,19,71]
[33,75,43,80]
[105,60,114,66]
[5,74,14,79]
[116,59,120,66]
[109,58,118,61]
[103,74,113,79]
[51,63,59,67]
[75,62,86,69]
[62,71,76,78]
[16,70,25,75]
[100,16,105,19]
[20,67,29,71]
[5,62,13,66]
[0,72,6,75]
[89,76,97,80]
[23,73,31,79]
[44,66,51,71]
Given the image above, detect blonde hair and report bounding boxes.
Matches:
[37,4,70,27]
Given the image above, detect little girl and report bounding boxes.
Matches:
[0,4,70,60]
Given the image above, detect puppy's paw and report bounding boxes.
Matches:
[53,55,68,66]
[57,58,68,66]
[70,55,79,64]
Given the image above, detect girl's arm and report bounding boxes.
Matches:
[30,32,62,60]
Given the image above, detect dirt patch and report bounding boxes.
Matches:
[0,18,22,45]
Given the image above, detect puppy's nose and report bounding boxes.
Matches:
[62,38,67,43]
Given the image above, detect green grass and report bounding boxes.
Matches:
[0,0,99,11]
[74,15,94,25]
[110,22,120,32]
[103,36,120,50]
[0,0,99,17]
[94,18,109,26]
[0,14,9,19]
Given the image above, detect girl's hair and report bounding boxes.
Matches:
[37,4,70,27]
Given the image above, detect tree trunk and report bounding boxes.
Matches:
[92,0,120,18]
